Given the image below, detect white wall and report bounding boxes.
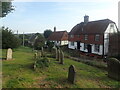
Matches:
[61,40,68,45]
[104,23,118,55]
[80,43,87,52]
[68,41,77,49]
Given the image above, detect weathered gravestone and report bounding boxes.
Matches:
[107,58,120,81]
[68,65,76,84]
[38,51,41,58]
[57,49,60,61]
[60,50,64,64]
[34,53,37,59]
[41,47,44,57]
[6,48,12,60]
[55,48,58,59]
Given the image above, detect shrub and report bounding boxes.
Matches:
[34,57,50,69]
[107,58,120,81]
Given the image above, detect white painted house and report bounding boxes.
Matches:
[68,15,118,56]
[48,27,68,46]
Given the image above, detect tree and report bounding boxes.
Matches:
[34,33,45,50]
[1,26,21,49]
[46,41,54,52]
[1,1,14,17]
[43,29,52,39]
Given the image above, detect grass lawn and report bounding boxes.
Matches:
[2,46,120,88]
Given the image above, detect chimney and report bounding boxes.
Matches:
[84,15,89,24]
[54,26,56,32]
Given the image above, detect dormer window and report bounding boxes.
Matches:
[84,35,88,40]
[95,34,100,41]
[70,35,74,38]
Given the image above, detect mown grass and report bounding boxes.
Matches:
[2,46,120,88]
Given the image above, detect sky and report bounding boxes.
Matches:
[1,0,119,34]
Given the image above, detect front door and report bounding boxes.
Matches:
[77,41,80,49]
[87,44,92,53]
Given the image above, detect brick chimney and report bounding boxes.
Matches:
[84,15,89,24]
[54,26,56,32]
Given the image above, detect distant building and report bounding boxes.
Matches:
[28,33,38,46]
[68,15,118,56]
[48,27,68,46]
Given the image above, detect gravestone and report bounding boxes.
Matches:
[38,51,41,58]
[57,49,60,61]
[55,48,58,59]
[41,47,44,57]
[60,50,64,64]
[6,48,12,60]
[34,53,37,59]
[68,65,76,84]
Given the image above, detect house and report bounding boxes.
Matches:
[48,27,68,46]
[28,33,38,46]
[68,15,118,57]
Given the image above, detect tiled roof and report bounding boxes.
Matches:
[48,31,68,41]
[69,19,115,35]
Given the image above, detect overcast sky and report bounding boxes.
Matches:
[1,0,119,34]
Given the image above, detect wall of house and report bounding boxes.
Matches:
[104,23,118,55]
[51,40,68,46]
[80,43,103,55]
[92,44,103,55]
[68,42,77,49]
[61,40,68,45]
[80,43,87,52]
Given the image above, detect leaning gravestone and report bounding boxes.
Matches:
[57,49,60,61]
[6,48,12,60]
[60,50,64,64]
[55,48,58,59]
[68,65,76,84]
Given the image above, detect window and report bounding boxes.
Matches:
[94,44,100,52]
[110,24,114,28]
[84,43,88,50]
[70,35,74,38]
[84,35,88,40]
[95,34,100,41]
[77,35,80,38]
[71,42,74,46]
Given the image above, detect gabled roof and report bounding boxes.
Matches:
[48,31,68,41]
[69,19,115,35]
[28,34,38,42]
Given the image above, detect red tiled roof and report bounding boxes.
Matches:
[69,19,115,35]
[48,31,68,41]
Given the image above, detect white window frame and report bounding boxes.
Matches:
[84,35,88,40]
[70,42,74,46]
[94,44,100,52]
[95,34,100,41]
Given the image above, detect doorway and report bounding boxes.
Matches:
[77,41,80,50]
[87,44,92,53]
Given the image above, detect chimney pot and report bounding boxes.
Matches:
[54,27,56,32]
[84,15,89,24]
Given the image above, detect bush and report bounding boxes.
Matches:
[34,57,50,69]
[107,58,120,81]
